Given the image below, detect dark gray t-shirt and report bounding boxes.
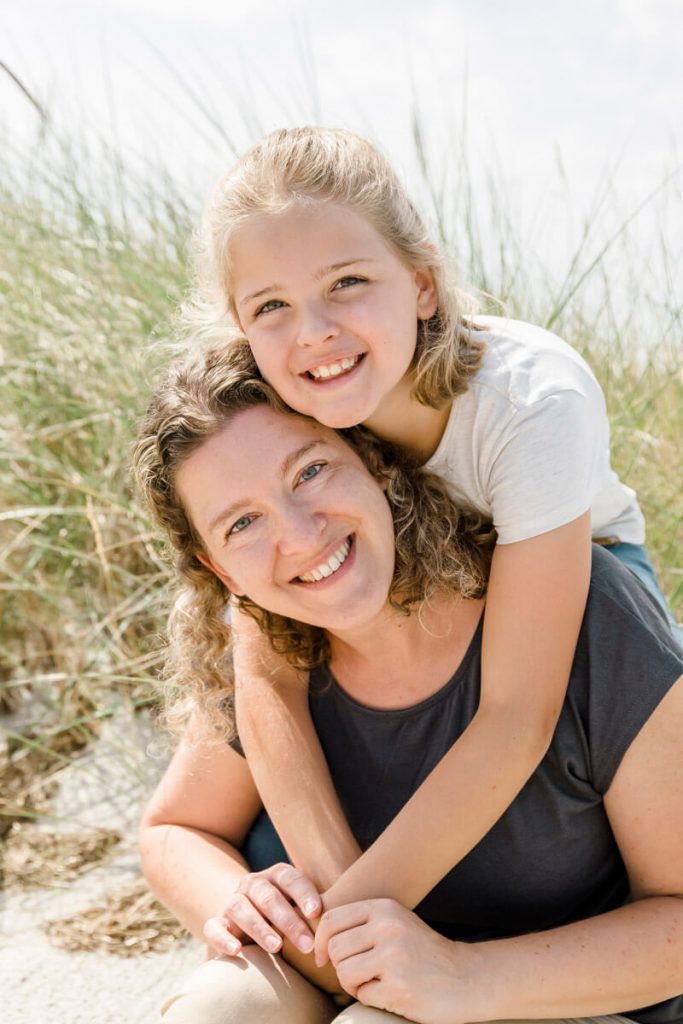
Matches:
[304,546,682,1024]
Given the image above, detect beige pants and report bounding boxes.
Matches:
[160,946,635,1024]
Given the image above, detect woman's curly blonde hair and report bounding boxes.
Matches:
[183,126,486,408]
[134,343,495,740]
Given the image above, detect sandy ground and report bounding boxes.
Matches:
[2,708,204,1023]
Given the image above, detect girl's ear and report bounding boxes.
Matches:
[195,552,245,596]
[414,268,438,321]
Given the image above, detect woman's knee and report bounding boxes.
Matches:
[332,1003,407,1022]
[161,946,336,1024]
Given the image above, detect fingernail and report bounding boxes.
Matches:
[265,935,281,952]
[298,935,314,954]
[303,900,319,917]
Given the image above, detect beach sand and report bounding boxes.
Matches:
[2,707,203,1023]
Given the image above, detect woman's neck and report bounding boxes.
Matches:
[363,371,451,464]
[327,592,484,710]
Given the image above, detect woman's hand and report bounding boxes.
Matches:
[203,862,322,958]
[315,899,487,1024]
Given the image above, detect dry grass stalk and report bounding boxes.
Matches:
[0,726,89,838]
[45,876,189,956]
[1,823,121,889]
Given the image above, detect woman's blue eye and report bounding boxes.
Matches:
[229,514,254,535]
[299,463,323,482]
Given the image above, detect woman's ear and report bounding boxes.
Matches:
[195,551,245,596]
[414,267,438,321]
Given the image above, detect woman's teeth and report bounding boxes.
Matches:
[297,539,351,583]
[308,355,360,380]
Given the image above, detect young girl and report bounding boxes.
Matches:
[185,126,679,942]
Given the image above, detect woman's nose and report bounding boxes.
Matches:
[295,302,339,349]
[275,504,325,558]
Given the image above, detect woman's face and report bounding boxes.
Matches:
[175,405,396,635]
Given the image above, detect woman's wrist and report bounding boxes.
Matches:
[442,938,497,1024]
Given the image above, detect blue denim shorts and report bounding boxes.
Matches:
[242,809,290,870]
[602,541,682,645]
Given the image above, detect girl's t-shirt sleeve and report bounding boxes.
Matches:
[487,387,605,544]
[426,319,643,544]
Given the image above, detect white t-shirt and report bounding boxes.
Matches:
[425,317,645,545]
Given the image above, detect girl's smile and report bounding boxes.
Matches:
[230,202,437,430]
[175,406,396,636]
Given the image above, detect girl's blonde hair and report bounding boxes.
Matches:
[134,343,494,740]
[187,126,485,408]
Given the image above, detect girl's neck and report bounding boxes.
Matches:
[363,371,451,464]
[326,592,484,711]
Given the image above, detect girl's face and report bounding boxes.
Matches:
[175,405,396,636]
[229,202,438,429]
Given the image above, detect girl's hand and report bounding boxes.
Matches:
[315,898,488,1024]
[203,863,322,958]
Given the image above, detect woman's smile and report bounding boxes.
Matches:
[293,535,355,586]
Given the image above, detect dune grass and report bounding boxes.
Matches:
[0,133,192,818]
[0,121,681,825]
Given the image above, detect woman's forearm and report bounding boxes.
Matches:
[140,822,343,994]
[474,897,683,1021]
[140,821,250,939]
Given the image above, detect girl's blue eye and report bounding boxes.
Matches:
[299,463,323,483]
[334,276,364,290]
[255,299,285,317]
[229,514,254,535]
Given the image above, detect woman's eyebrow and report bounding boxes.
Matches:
[279,440,327,477]
[206,440,330,535]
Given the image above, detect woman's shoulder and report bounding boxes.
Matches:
[586,545,680,645]
[571,545,683,793]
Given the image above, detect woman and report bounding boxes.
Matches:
[135,342,683,1024]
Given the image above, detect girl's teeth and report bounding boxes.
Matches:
[309,356,359,380]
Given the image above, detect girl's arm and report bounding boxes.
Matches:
[315,675,683,1024]
[232,604,361,892]
[324,510,591,908]
[237,512,592,911]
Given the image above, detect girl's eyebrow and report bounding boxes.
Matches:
[206,440,329,536]
[240,283,284,306]
[238,259,377,307]
[313,257,377,282]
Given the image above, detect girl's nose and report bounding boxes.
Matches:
[295,303,340,349]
